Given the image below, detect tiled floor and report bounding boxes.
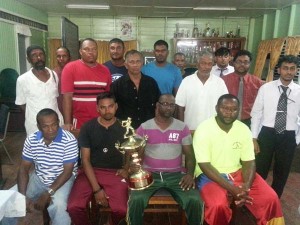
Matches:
[1,131,300,225]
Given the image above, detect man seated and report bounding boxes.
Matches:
[193,94,285,225]
[67,92,129,225]
[127,94,203,225]
[15,108,78,225]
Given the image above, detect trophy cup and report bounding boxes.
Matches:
[115,118,153,190]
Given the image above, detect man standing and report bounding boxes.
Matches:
[222,50,264,127]
[53,47,71,112]
[110,50,160,129]
[67,92,129,225]
[127,94,203,225]
[61,38,112,130]
[15,45,63,135]
[251,55,300,198]
[142,40,182,95]
[17,108,78,225]
[211,47,234,77]
[194,94,284,225]
[104,38,128,82]
[176,50,228,132]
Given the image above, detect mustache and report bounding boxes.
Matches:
[33,61,46,70]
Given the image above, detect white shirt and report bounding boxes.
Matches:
[15,68,64,135]
[251,79,300,143]
[211,65,234,77]
[176,72,228,130]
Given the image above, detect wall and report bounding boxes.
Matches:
[0,0,48,73]
[48,14,250,60]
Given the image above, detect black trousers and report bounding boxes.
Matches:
[256,126,297,198]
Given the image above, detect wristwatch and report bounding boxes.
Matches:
[48,188,55,196]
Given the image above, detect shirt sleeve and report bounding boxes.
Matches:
[193,125,211,163]
[78,123,91,148]
[175,80,187,107]
[61,63,74,94]
[21,137,34,162]
[63,137,79,163]
[240,128,255,161]
[173,68,183,88]
[15,77,26,105]
[250,86,264,138]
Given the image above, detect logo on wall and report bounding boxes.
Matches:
[121,19,132,37]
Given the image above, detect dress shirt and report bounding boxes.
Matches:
[222,72,264,120]
[211,65,234,77]
[251,79,300,143]
[110,73,161,129]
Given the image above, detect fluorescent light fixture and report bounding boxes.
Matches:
[66,4,110,10]
[193,7,236,10]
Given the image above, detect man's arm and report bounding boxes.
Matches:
[17,160,33,195]
[176,105,185,122]
[240,160,256,190]
[62,93,74,130]
[81,147,109,207]
[179,144,195,191]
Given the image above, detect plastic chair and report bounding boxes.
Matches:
[0,104,14,164]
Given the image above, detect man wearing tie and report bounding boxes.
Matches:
[251,55,300,198]
[211,47,234,77]
[222,50,264,127]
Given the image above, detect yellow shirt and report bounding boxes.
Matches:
[193,117,254,177]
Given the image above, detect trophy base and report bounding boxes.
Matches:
[128,172,153,190]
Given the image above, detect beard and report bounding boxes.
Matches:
[33,61,46,70]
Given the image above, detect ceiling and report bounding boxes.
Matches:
[17,0,300,18]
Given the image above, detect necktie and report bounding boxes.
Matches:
[237,76,244,120]
[274,86,288,134]
[219,68,225,77]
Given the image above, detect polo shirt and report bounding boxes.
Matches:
[110,74,161,129]
[175,72,228,130]
[193,117,254,177]
[141,62,182,94]
[136,118,192,172]
[22,128,78,186]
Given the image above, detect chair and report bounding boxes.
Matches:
[0,104,14,164]
[89,188,187,225]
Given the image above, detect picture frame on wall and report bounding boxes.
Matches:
[144,56,155,65]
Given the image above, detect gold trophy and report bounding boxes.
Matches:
[115,118,153,190]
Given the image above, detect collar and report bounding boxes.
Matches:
[217,67,228,71]
[276,79,295,90]
[36,127,63,143]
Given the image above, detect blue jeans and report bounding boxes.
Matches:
[2,172,74,225]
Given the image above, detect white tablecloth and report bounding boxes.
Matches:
[0,190,26,220]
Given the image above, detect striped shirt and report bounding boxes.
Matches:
[61,59,112,128]
[136,118,192,172]
[22,128,78,186]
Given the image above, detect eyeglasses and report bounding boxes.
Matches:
[158,102,176,108]
[234,60,250,65]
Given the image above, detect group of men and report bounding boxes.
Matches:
[6,35,300,225]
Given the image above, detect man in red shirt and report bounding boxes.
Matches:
[222,50,264,127]
[61,38,112,130]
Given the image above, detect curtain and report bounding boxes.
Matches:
[253,40,271,79]
[48,39,62,69]
[265,38,285,82]
[285,37,300,56]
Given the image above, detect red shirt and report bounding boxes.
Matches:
[61,60,112,128]
[222,72,264,120]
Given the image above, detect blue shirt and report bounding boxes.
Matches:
[141,62,182,94]
[22,127,78,186]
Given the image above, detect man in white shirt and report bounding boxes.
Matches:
[15,45,63,136]
[251,55,300,198]
[211,47,234,77]
[176,50,228,132]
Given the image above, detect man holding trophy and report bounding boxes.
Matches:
[126,94,203,225]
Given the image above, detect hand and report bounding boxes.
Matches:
[34,192,51,211]
[25,197,34,213]
[253,138,260,155]
[116,169,129,179]
[231,185,253,207]
[94,189,109,207]
[179,174,195,191]
[62,123,74,131]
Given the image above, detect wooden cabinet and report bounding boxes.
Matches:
[173,37,246,66]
